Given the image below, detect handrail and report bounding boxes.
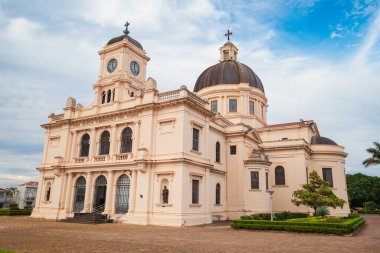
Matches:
[92,204,105,215]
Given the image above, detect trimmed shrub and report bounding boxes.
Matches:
[348,213,360,218]
[358,210,380,214]
[0,209,32,216]
[363,201,379,211]
[231,217,365,235]
[8,202,19,210]
[275,211,309,221]
[240,213,271,220]
[326,216,343,223]
[316,207,329,217]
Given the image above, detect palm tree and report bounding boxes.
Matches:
[363,142,380,167]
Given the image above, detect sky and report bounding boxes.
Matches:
[0,0,379,187]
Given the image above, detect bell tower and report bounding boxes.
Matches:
[93,22,150,106]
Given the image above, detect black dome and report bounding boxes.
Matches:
[107,35,143,50]
[311,136,338,145]
[193,60,264,93]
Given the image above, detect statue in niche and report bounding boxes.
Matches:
[162,186,169,204]
[46,187,51,201]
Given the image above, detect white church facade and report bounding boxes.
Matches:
[31,25,350,226]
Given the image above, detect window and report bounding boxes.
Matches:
[80,134,90,157]
[215,142,220,163]
[215,183,221,205]
[99,131,110,155]
[211,100,218,113]
[275,166,286,185]
[121,127,133,153]
[266,171,269,190]
[249,101,254,115]
[192,179,199,204]
[192,128,200,151]
[229,99,237,112]
[115,174,130,214]
[223,50,229,60]
[306,167,309,183]
[101,91,106,104]
[107,90,112,103]
[230,145,236,155]
[112,89,116,102]
[251,171,259,189]
[323,168,333,187]
[261,105,264,118]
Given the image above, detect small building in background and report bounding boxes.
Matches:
[15,181,38,209]
[0,188,5,208]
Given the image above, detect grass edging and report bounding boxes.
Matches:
[231,217,365,235]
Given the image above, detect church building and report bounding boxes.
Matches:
[31,24,350,226]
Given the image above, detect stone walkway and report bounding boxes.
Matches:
[0,215,379,253]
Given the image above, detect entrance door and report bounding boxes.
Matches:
[73,176,86,212]
[93,175,107,211]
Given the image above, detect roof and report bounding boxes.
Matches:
[193,60,264,93]
[107,35,143,50]
[18,181,39,186]
[311,136,338,145]
[264,121,303,128]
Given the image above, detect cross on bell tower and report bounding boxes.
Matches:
[225,29,232,41]
[123,21,130,35]
[219,29,238,62]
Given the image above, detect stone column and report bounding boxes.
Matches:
[133,121,141,157]
[71,131,78,161]
[109,125,117,161]
[64,173,74,213]
[105,170,115,214]
[205,168,211,214]
[89,128,96,161]
[130,170,138,213]
[84,172,93,212]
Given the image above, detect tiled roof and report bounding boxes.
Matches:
[18,181,38,186]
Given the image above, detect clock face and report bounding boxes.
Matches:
[130,61,140,76]
[107,59,118,73]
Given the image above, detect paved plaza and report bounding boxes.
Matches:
[0,215,379,253]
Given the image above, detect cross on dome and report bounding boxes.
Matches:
[123,21,130,35]
[225,29,232,41]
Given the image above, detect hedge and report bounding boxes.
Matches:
[0,209,32,216]
[231,217,365,235]
[358,210,380,214]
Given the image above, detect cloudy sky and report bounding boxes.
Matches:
[0,0,379,187]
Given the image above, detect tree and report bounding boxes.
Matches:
[346,173,380,207]
[292,171,346,214]
[363,141,380,167]
[4,187,18,204]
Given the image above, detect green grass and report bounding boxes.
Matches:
[0,249,17,253]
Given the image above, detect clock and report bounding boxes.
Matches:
[130,61,140,76]
[107,59,118,73]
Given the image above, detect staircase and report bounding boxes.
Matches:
[62,204,112,224]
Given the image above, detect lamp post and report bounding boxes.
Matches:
[268,190,274,221]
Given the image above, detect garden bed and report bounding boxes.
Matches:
[231,216,365,235]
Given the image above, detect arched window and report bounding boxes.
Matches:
[121,127,133,153]
[80,134,90,157]
[115,174,130,214]
[73,176,86,212]
[45,182,51,201]
[275,166,286,185]
[216,183,221,205]
[107,90,112,103]
[101,91,106,104]
[93,175,107,211]
[215,142,220,163]
[99,131,110,155]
